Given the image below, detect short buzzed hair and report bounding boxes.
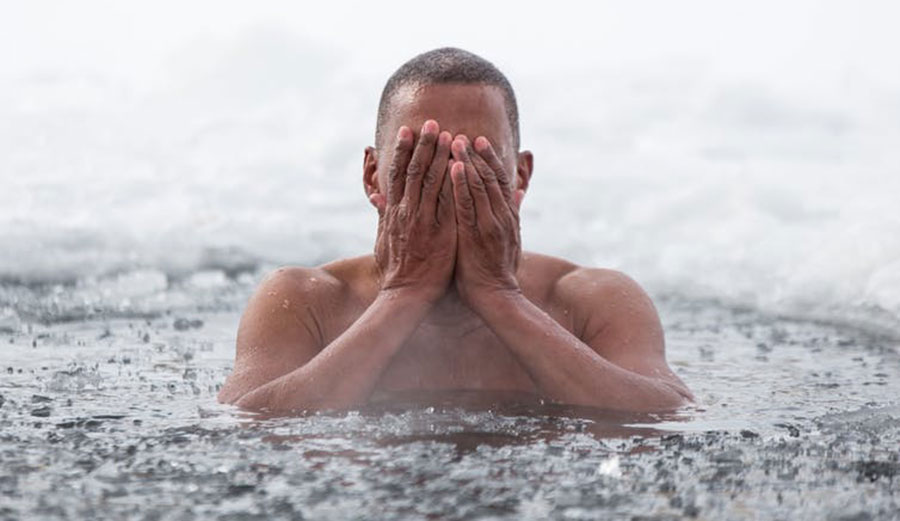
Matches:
[375,47,520,151]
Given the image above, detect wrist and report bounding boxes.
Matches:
[369,288,438,330]
[376,286,443,308]
[467,286,526,317]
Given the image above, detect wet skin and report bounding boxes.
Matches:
[218,83,693,413]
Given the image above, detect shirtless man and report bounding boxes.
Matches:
[218,48,692,413]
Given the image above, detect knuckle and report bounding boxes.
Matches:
[406,160,424,177]
[422,171,438,188]
[392,147,408,163]
[485,224,501,240]
[475,157,493,173]
[394,137,410,154]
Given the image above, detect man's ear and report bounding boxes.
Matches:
[363,146,385,212]
[513,150,533,209]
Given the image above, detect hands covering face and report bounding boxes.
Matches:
[374,120,522,308]
[448,135,522,308]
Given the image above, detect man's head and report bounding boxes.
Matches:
[375,47,520,151]
[364,48,532,212]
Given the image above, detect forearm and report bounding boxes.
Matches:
[474,292,688,412]
[236,290,430,412]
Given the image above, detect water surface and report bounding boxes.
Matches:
[2,277,897,520]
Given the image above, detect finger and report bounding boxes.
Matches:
[453,137,495,231]
[387,126,414,206]
[403,120,439,212]
[450,161,475,228]
[420,130,451,218]
[474,136,513,205]
[467,142,508,220]
[436,159,454,225]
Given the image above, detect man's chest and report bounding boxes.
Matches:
[373,321,537,393]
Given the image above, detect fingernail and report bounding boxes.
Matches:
[422,120,439,135]
[475,136,489,152]
[451,162,465,178]
[397,126,411,140]
[439,131,452,146]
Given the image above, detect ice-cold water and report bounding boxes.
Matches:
[1,289,899,520]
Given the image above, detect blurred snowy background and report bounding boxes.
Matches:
[1,0,898,332]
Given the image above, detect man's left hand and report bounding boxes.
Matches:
[449,135,522,312]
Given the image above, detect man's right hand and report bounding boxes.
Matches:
[375,120,456,304]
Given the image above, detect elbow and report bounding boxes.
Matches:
[219,371,305,412]
[596,379,693,413]
[217,371,269,408]
[230,380,359,413]
[667,378,695,404]
[233,381,304,412]
[650,380,694,412]
[220,378,282,412]
[233,386,271,411]
[217,381,248,406]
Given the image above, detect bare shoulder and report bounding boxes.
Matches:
[518,251,650,308]
[523,254,689,397]
[255,254,375,305]
[242,265,339,324]
[243,255,376,334]
[546,260,664,353]
[553,265,654,309]
[541,259,684,391]
[218,258,368,404]
[257,264,342,297]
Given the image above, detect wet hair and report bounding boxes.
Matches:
[375,47,520,151]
